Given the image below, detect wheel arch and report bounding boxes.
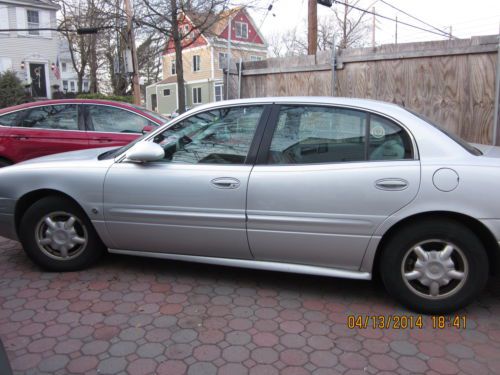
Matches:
[15,189,89,237]
[372,211,500,279]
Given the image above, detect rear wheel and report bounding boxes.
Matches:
[380,219,488,314]
[19,196,105,271]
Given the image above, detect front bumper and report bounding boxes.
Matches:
[0,198,17,241]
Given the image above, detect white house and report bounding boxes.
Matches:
[0,0,60,99]
[59,39,90,94]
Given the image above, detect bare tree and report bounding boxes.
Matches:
[132,0,257,113]
[58,0,114,93]
[268,4,371,58]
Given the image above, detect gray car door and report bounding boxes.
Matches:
[247,104,421,270]
[103,104,269,259]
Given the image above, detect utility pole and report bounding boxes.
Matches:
[372,7,376,48]
[308,0,318,55]
[449,25,453,40]
[124,0,141,105]
[226,16,232,100]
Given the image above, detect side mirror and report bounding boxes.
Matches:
[125,142,164,162]
[142,125,155,134]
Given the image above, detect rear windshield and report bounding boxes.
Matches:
[405,109,482,156]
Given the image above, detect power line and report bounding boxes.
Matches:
[378,0,452,38]
[331,0,455,39]
[0,26,115,33]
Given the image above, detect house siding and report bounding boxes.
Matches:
[0,2,59,98]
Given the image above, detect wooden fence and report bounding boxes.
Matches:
[226,35,500,144]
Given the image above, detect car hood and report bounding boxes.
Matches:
[17,147,117,166]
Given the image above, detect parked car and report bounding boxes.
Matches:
[0,99,168,166]
[0,97,498,313]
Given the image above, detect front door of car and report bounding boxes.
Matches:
[8,104,88,162]
[84,104,155,148]
[103,104,270,259]
[247,104,421,270]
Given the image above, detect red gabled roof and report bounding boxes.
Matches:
[163,7,265,55]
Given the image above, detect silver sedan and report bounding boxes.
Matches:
[0,97,498,314]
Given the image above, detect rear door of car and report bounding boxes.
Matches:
[84,104,155,148]
[8,104,88,162]
[0,111,22,163]
[246,103,421,271]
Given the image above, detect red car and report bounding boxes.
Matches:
[0,99,168,167]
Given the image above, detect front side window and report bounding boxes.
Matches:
[20,105,78,130]
[0,112,21,127]
[267,105,412,164]
[86,105,149,133]
[193,55,200,72]
[27,10,39,36]
[235,22,248,39]
[192,87,202,104]
[152,105,264,164]
[170,60,176,75]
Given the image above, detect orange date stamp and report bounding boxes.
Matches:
[347,315,467,329]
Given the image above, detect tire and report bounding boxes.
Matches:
[19,196,105,271]
[380,219,489,314]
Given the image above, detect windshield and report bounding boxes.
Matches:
[405,109,482,156]
[131,105,169,123]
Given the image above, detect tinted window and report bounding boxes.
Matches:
[20,105,78,130]
[369,115,413,160]
[268,106,367,164]
[152,106,264,164]
[268,106,413,164]
[0,111,20,126]
[87,105,149,133]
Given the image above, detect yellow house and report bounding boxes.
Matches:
[146,7,267,116]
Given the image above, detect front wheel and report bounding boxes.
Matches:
[380,219,489,314]
[19,196,105,271]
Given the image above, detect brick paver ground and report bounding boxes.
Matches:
[1,236,500,375]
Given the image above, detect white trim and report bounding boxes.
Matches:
[212,39,267,52]
[185,78,210,84]
[3,0,58,10]
[192,86,202,104]
[210,46,214,80]
[162,45,210,57]
[156,82,177,87]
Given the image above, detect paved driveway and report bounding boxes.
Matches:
[1,236,500,375]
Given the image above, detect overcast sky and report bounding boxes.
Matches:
[250,0,500,46]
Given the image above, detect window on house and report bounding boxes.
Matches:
[192,87,202,104]
[83,81,89,91]
[214,85,223,102]
[70,81,75,92]
[193,55,200,72]
[61,62,67,72]
[27,10,40,36]
[170,60,176,75]
[163,89,171,96]
[218,52,228,70]
[235,22,248,39]
[250,55,262,62]
[62,80,68,91]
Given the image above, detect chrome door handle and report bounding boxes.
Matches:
[211,177,240,189]
[375,178,409,191]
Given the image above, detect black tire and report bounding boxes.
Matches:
[0,159,12,168]
[19,196,105,271]
[380,219,488,314]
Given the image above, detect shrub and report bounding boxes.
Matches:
[0,70,33,109]
[76,93,134,103]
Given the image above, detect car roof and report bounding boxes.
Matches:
[189,96,409,117]
[0,99,139,114]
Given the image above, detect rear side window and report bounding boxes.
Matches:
[20,105,79,130]
[0,111,20,126]
[86,105,150,133]
[267,105,413,165]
